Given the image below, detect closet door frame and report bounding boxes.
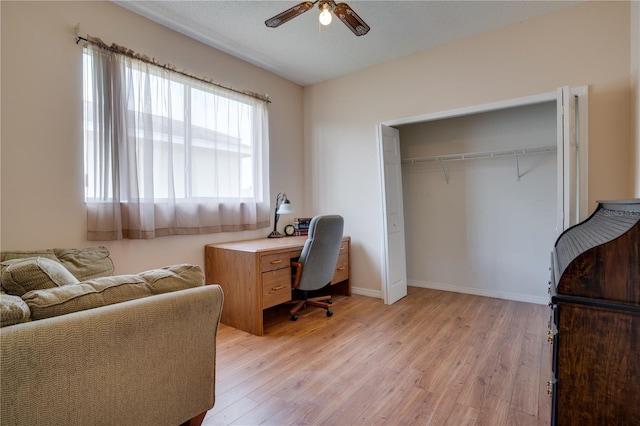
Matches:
[377,86,589,302]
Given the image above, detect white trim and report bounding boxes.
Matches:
[351,286,383,299]
[382,91,557,127]
[557,86,567,233]
[572,86,589,221]
[408,280,549,306]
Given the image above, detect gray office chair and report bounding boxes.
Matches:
[288,215,344,321]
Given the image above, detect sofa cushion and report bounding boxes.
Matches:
[0,291,30,327]
[23,264,204,320]
[139,264,205,293]
[53,247,114,280]
[1,257,80,296]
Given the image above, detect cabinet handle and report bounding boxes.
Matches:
[270,285,287,292]
[547,330,554,344]
[340,246,345,251]
[336,266,346,271]
[547,381,553,397]
[270,259,283,264]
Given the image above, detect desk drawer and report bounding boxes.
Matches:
[332,251,349,284]
[262,268,292,308]
[261,252,291,272]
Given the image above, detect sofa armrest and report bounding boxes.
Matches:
[1,285,224,426]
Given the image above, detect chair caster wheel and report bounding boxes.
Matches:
[327,300,332,304]
[326,309,333,317]
[290,314,298,321]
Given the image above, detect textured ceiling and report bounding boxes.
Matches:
[114,0,580,86]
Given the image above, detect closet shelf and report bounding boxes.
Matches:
[401,145,557,165]
[402,144,557,184]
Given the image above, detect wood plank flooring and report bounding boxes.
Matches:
[203,287,552,426]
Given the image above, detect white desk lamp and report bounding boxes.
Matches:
[268,192,294,238]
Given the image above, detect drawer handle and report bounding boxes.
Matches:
[547,381,553,397]
[547,330,554,344]
[336,266,346,271]
[270,285,287,292]
[340,246,345,251]
[270,259,283,264]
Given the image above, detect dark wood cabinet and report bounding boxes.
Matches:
[548,199,640,425]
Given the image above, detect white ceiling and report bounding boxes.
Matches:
[114,0,580,86]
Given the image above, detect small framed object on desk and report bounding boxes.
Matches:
[284,224,296,236]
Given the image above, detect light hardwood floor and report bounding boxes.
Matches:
[203,287,552,426]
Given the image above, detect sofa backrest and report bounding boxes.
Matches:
[0,247,114,280]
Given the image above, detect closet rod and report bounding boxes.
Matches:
[402,145,557,165]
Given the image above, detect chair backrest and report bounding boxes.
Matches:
[297,215,344,292]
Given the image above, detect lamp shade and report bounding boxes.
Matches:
[277,200,294,214]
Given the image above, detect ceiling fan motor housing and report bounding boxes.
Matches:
[318,0,336,11]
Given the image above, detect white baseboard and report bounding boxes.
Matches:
[351,286,382,299]
[350,282,549,305]
[408,280,549,305]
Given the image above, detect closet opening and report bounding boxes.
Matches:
[399,102,556,304]
[378,88,588,305]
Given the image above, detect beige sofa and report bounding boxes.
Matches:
[0,247,224,426]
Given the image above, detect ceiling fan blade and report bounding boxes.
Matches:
[333,2,370,36]
[265,1,315,28]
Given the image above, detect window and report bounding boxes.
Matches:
[83,43,270,240]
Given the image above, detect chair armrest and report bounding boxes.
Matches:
[291,261,303,289]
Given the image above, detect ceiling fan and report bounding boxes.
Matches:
[265,0,370,37]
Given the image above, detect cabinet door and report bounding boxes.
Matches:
[556,303,640,424]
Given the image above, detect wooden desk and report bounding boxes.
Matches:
[205,236,350,335]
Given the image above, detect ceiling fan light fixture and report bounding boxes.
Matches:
[319,3,332,26]
[265,0,369,36]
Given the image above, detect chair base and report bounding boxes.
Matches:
[285,294,333,321]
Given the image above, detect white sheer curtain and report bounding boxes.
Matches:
[83,43,270,240]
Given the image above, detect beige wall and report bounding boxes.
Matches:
[0,1,305,273]
[304,1,633,296]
